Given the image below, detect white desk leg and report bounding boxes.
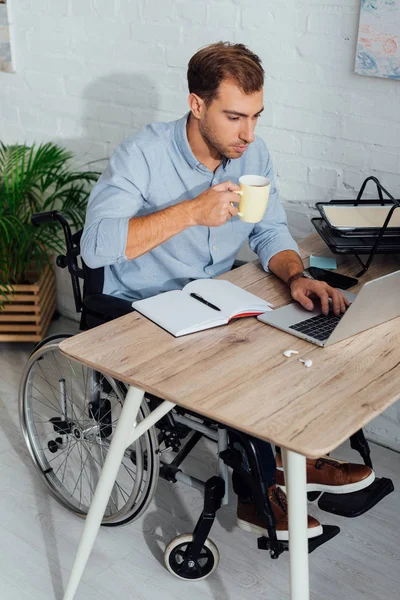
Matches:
[281,449,310,600]
[63,386,175,600]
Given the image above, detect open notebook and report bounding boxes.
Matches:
[132,279,273,337]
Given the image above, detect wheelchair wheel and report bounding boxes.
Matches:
[19,335,159,526]
[164,534,219,581]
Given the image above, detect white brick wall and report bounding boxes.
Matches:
[2,0,398,203]
[1,0,400,447]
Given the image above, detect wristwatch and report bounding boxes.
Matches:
[286,270,311,290]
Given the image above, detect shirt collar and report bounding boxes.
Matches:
[175,112,201,169]
[175,112,232,172]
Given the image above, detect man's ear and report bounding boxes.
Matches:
[188,93,204,119]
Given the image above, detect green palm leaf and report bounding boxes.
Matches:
[0,141,100,308]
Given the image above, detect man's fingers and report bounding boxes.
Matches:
[340,291,351,311]
[340,291,350,312]
[339,294,346,314]
[326,286,348,315]
[228,202,239,217]
[292,289,314,311]
[329,287,343,316]
[315,289,330,315]
[215,180,240,192]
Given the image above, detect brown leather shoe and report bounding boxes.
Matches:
[237,484,322,541]
[275,454,375,494]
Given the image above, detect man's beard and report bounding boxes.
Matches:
[199,117,233,160]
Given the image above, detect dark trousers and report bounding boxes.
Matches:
[230,431,276,502]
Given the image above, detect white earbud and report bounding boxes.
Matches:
[283,350,299,357]
[299,359,313,368]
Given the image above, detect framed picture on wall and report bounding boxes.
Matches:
[0,0,13,73]
[355,0,400,80]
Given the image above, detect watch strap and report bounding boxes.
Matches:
[287,271,308,289]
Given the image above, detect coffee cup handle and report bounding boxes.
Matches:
[231,190,243,217]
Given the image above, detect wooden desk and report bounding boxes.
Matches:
[61,237,400,458]
[60,236,400,600]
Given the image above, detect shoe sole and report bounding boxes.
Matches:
[237,517,323,541]
[276,471,375,495]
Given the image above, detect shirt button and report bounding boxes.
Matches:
[212,245,217,251]
[207,269,212,275]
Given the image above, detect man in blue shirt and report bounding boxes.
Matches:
[82,42,374,541]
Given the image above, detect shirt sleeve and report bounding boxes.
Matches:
[81,140,150,269]
[248,141,299,272]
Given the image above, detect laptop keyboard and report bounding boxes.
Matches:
[289,312,344,341]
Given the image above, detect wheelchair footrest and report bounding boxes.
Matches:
[258,525,340,556]
[317,477,394,518]
[307,525,340,554]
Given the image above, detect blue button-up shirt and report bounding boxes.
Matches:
[81,113,298,301]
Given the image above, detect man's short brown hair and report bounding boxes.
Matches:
[187,41,264,106]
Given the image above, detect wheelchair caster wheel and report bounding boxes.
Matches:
[164,533,219,581]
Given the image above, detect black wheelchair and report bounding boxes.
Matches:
[18,210,393,581]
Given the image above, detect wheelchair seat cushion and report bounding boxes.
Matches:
[84,293,135,321]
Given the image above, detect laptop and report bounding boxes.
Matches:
[257,269,400,347]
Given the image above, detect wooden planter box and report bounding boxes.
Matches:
[0,263,56,342]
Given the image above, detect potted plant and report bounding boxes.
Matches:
[0,141,99,342]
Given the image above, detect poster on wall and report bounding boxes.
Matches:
[355,1,400,79]
[0,0,13,72]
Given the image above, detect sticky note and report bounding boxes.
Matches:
[309,255,337,270]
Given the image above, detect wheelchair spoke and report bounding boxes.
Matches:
[53,440,78,476]
[44,352,86,426]
[74,438,132,504]
[80,456,96,503]
[47,353,85,424]
[68,359,90,407]
[37,361,63,406]
[47,440,78,463]
[60,439,78,485]
[33,366,86,424]
[69,443,91,507]
[78,438,132,503]
[78,442,87,507]
[31,409,58,424]
[114,481,130,502]
[82,364,88,399]
[77,442,85,504]
[94,438,121,514]
[31,379,61,413]
[84,437,132,461]
[73,439,112,473]
[30,394,63,418]
[89,438,143,485]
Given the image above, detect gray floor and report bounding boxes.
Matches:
[0,317,399,600]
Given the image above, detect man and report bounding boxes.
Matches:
[82,42,374,541]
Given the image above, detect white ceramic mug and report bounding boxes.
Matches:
[232,175,271,223]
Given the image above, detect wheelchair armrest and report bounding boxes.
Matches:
[232,259,247,269]
[83,294,135,320]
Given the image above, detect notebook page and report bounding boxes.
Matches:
[132,290,225,336]
[183,279,272,318]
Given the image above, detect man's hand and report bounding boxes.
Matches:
[189,181,240,227]
[290,277,351,316]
